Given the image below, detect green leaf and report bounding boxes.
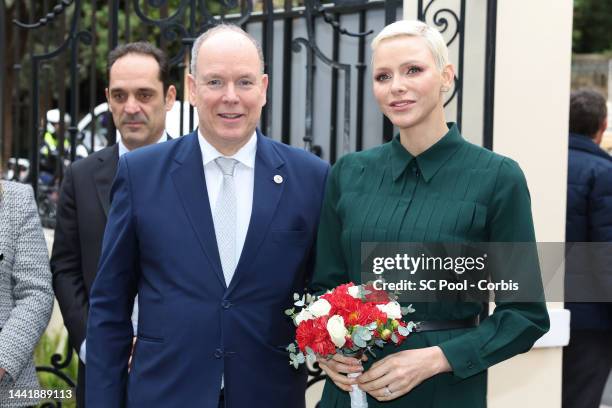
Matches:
[296,352,306,364]
[391,333,398,344]
[294,293,300,301]
[397,325,411,336]
[286,343,297,353]
[284,308,295,316]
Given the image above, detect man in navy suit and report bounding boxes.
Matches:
[86,24,329,408]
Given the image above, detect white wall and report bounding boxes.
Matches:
[488,0,573,407]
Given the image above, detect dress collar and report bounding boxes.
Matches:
[390,122,463,183]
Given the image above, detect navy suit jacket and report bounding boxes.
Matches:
[86,130,329,407]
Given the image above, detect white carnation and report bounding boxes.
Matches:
[294,309,314,325]
[326,315,348,348]
[347,285,360,299]
[308,298,332,317]
[377,301,402,320]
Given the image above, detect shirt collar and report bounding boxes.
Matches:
[197,130,257,169]
[389,122,463,183]
[118,130,168,157]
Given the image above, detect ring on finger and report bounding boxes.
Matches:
[385,385,392,396]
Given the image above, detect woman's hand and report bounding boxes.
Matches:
[357,346,451,401]
[317,354,367,392]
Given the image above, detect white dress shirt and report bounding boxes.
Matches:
[198,130,256,391]
[79,131,169,364]
[198,130,256,272]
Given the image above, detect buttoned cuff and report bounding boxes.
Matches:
[438,336,485,379]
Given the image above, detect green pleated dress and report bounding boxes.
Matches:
[311,123,550,407]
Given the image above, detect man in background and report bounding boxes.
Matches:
[51,42,176,407]
[563,88,612,408]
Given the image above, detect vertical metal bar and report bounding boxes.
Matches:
[69,30,80,164]
[161,2,169,50]
[90,0,98,153]
[417,0,424,21]
[29,0,38,192]
[108,0,120,146]
[261,0,274,137]
[456,0,466,131]
[483,0,497,150]
[57,11,67,177]
[280,0,292,145]
[0,0,5,159]
[355,10,366,152]
[383,0,398,142]
[303,4,316,151]
[329,13,339,163]
[30,60,40,196]
[12,6,22,179]
[42,0,50,162]
[125,0,130,43]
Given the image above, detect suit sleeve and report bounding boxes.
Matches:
[309,158,350,293]
[0,185,53,384]
[86,156,140,407]
[438,158,550,379]
[51,164,89,351]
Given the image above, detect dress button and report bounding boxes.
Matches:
[214,349,224,358]
[222,300,232,309]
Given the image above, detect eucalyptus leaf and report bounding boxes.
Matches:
[353,335,367,348]
[286,343,297,353]
[397,325,411,336]
[391,333,398,344]
[297,352,306,364]
[294,293,300,301]
[284,308,295,316]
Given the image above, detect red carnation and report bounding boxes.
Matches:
[322,290,361,321]
[296,317,336,356]
[346,302,388,326]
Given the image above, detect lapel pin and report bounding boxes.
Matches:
[274,175,283,184]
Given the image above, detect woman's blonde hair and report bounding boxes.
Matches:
[371,20,449,71]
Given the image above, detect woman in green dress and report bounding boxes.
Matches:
[310,20,550,407]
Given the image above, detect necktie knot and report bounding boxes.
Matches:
[215,157,238,177]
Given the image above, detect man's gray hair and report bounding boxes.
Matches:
[190,24,265,75]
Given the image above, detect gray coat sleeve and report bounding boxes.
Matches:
[0,183,54,384]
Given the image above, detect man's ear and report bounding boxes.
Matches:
[105,88,111,110]
[261,74,269,106]
[599,117,608,134]
[165,85,177,111]
[187,74,197,107]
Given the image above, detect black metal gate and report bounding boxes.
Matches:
[0,0,498,405]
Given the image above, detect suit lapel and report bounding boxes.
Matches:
[228,131,285,293]
[93,144,119,218]
[170,132,226,288]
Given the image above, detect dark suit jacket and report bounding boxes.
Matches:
[51,144,119,407]
[86,130,329,408]
[52,144,119,351]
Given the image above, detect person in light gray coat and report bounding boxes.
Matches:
[0,180,54,407]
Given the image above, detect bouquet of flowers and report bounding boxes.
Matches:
[285,282,416,408]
